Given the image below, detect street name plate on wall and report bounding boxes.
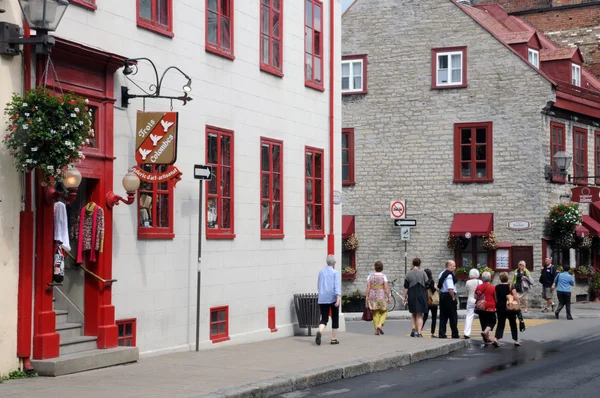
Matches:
[135,111,179,165]
[507,220,531,231]
[496,249,510,270]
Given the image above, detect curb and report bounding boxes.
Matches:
[343,311,600,321]
[198,340,468,398]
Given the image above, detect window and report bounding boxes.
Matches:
[573,127,588,185]
[305,0,324,91]
[206,0,234,59]
[550,121,566,183]
[206,126,235,239]
[341,55,367,94]
[260,138,283,238]
[528,48,539,68]
[305,147,324,238]
[432,47,467,89]
[453,122,493,182]
[595,131,600,185]
[572,63,581,87]
[260,0,283,76]
[137,0,173,37]
[70,0,97,11]
[138,164,175,239]
[210,306,230,343]
[116,319,136,347]
[458,238,488,269]
[341,128,355,185]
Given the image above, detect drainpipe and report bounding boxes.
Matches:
[327,0,335,256]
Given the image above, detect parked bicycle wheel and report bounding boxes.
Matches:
[387,294,396,312]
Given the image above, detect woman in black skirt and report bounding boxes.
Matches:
[403,258,429,337]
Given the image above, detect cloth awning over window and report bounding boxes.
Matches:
[581,215,600,236]
[590,202,600,223]
[342,215,355,239]
[449,213,494,237]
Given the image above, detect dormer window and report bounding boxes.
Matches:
[572,64,581,86]
[528,49,539,68]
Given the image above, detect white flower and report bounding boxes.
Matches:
[37,118,41,122]
[25,159,32,164]
[71,113,76,118]
[50,129,57,134]
[79,121,84,126]
[22,124,28,130]
[47,165,54,171]
[24,113,30,117]
[31,147,38,152]
[85,99,89,104]
[23,103,28,107]
[74,108,80,112]
[86,139,90,144]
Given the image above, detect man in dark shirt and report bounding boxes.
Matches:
[539,257,556,312]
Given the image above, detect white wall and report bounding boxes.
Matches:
[0,0,22,376]
[54,0,341,354]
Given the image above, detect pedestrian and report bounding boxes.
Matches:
[316,254,341,346]
[403,258,428,337]
[512,261,533,313]
[438,260,459,339]
[553,264,575,320]
[493,272,520,347]
[464,268,482,339]
[365,261,391,335]
[474,271,496,343]
[539,257,556,312]
[422,268,439,338]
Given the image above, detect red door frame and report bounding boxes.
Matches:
[30,39,126,358]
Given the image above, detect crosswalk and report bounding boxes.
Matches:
[413,319,555,337]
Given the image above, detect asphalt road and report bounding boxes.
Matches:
[279,318,600,398]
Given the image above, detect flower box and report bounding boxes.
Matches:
[456,274,469,281]
[342,273,357,280]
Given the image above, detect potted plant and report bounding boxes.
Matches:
[589,273,600,302]
[547,203,582,249]
[3,87,93,185]
[455,266,470,280]
[478,266,495,279]
[344,234,360,251]
[342,289,365,313]
[342,266,357,280]
[574,266,593,280]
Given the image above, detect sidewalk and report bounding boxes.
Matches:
[344,301,600,321]
[1,332,467,398]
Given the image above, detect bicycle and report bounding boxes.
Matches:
[387,279,407,311]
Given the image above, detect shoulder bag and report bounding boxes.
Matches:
[428,288,440,306]
[506,284,521,312]
[362,306,373,322]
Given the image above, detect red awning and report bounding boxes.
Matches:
[582,215,600,236]
[575,223,591,237]
[590,202,600,223]
[449,213,494,237]
[342,215,355,239]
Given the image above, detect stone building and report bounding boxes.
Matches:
[340,0,600,307]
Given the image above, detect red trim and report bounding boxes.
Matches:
[341,128,355,185]
[453,122,493,183]
[137,165,176,239]
[70,0,97,11]
[449,213,494,237]
[595,131,600,185]
[205,0,235,60]
[136,0,174,38]
[573,127,588,185]
[260,138,284,239]
[431,47,467,89]
[116,318,137,347]
[206,125,235,239]
[210,306,230,343]
[260,0,283,77]
[305,146,325,239]
[305,0,324,91]
[327,0,335,255]
[268,307,277,333]
[550,121,566,183]
[341,54,368,95]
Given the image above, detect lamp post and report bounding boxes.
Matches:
[106,168,141,208]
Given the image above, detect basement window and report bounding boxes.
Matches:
[117,318,137,347]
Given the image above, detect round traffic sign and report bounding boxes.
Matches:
[390,201,405,219]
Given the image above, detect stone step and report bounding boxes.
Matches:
[31,346,139,377]
[60,336,97,356]
[55,310,68,324]
[56,322,83,339]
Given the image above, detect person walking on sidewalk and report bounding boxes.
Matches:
[316,254,341,346]
[553,264,575,320]
[474,271,496,343]
[365,261,391,335]
[464,268,482,339]
[493,272,520,347]
[540,257,556,312]
[438,260,459,339]
[403,258,429,337]
[512,261,533,313]
[423,268,439,338]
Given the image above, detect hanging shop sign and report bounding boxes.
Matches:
[131,165,183,187]
[136,111,179,165]
[570,186,600,203]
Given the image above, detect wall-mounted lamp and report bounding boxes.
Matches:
[0,0,6,13]
[545,151,572,181]
[45,165,82,204]
[106,168,141,208]
[0,0,69,56]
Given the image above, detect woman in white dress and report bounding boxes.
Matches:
[464,268,482,339]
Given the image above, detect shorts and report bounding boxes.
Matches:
[517,291,528,300]
[319,303,340,329]
[542,287,553,300]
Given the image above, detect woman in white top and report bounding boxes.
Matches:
[464,268,482,339]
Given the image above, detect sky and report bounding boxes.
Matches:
[342,0,354,12]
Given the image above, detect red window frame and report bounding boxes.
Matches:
[595,131,600,185]
[341,55,368,95]
[453,122,493,183]
[573,127,588,185]
[431,47,467,89]
[455,237,495,270]
[342,128,355,185]
[136,0,174,37]
[206,126,235,239]
[210,306,230,343]
[137,164,175,240]
[305,146,325,239]
[206,0,235,60]
[550,121,566,183]
[260,0,283,77]
[305,0,324,91]
[70,0,97,11]
[116,318,137,347]
[260,138,284,239]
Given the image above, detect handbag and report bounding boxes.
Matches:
[518,311,526,332]
[427,289,440,306]
[506,285,521,312]
[362,306,373,322]
[475,285,490,311]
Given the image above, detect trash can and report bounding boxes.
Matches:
[293,293,320,336]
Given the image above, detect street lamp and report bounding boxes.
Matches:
[0,0,69,55]
[545,151,572,181]
[106,168,141,208]
[44,164,82,204]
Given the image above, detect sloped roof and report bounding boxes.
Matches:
[540,47,579,62]
[498,31,535,44]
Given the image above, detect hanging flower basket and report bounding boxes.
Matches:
[447,236,468,251]
[574,235,593,249]
[482,231,499,250]
[2,87,93,185]
[344,233,360,251]
[546,203,582,249]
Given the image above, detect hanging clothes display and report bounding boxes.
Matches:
[54,201,71,251]
[53,244,65,283]
[75,202,105,263]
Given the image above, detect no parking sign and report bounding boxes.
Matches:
[390,201,405,219]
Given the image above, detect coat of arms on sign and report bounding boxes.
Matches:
[135,112,179,165]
